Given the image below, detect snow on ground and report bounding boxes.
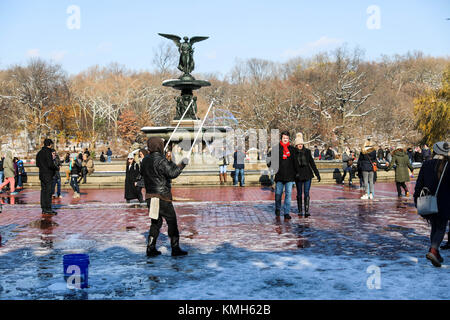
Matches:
[0,191,449,300]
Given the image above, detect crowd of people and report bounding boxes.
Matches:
[1,135,449,267]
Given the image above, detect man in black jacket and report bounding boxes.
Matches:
[141,137,189,257]
[36,139,58,215]
[267,131,297,220]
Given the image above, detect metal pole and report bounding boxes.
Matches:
[164,98,194,152]
[188,100,215,157]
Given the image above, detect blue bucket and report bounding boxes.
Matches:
[63,254,90,289]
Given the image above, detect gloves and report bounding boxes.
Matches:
[317,176,321,183]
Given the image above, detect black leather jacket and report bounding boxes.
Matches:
[140,152,185,198]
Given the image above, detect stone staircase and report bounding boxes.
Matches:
[21,160,406,189]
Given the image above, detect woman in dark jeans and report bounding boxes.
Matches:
[293,133,320,218]
[414,141,449,267]
[69,155,82,198]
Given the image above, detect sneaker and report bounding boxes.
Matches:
[361,194,369,200]
[369,194,374,199]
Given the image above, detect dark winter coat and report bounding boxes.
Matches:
[414,151,423,163]
[70,159,83,177]
[407,149,414,163]
[414,159,450,219]
[36,147,57,179]
[386,149,413,183]
[293,147,320,181]
[140,152,185,200]
[313,148,320,158]
[267,143,297,182]
[377,148,384,160]
[125,162,141,200]
[53,155,62,179]
[357,148,377,172]
[422,148,432,161]
[325,148,335,160]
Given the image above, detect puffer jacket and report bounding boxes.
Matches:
[140,152,186,199]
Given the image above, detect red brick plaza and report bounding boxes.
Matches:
[0,182,448,300]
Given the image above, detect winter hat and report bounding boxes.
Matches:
[294,133,304,146]
[433,141,450,157]
[395,144,405,151]
[127,153,134,159]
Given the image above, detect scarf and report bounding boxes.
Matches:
[297,148,307,167]
[280,141,291,159]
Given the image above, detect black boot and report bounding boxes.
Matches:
[171,236,188,256]
[304,196,310,218]
[275,209,280,217]
[146,236,161,257]
[297,196,303,217]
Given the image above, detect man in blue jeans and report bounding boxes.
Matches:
[267,131,297,220]
[233,146,245,186]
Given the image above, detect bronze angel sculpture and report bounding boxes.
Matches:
[158,33,209,76]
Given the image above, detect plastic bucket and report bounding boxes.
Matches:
[63,254,90,289]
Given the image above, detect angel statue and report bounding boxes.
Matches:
[158,33,209,76]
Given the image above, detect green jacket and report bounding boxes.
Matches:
[387,149,413,183]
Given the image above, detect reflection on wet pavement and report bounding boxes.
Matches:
[0,183,449,299]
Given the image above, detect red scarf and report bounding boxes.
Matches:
[280,141,291,159]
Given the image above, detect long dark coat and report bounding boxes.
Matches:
[293,147,320,181]
[414,159,450,219]
[125,162,141,200]
[387,149,413,183]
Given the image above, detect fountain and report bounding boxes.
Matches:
[141,34,231,165]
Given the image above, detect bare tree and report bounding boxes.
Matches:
[152,41,178,76]
[0,59,69,148]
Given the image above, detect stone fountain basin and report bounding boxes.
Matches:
[162,79,211,91]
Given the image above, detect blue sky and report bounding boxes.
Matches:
[0,0,449,77]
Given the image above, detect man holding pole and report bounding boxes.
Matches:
[141,137,190,257]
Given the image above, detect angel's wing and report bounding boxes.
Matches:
[189,36,209,45]
[158,33,182,47]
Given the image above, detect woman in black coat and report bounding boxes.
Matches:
[413,141,449,267]
[124,153,143,203]
[292,133,320,218]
